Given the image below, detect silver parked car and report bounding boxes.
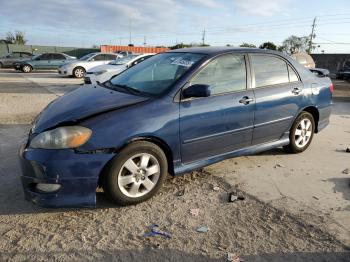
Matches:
[58,52,121,78]
[0,52,33,68]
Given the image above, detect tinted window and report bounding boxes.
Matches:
[11,53,21,58]
[93,54,106,61]
[251,55,289,87]
[40,54,51,60]
[51,54,66,60]
[21,53,32,57]
[105,54,118,60]
[131,55,152,67]
[288,65,299,82]
[191,54,246,95]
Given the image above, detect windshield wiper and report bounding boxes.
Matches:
[100,81,142,95]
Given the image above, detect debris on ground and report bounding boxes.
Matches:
[213,186,220,191]
[229,192,245,202]
[143,224,172,239]
[274,163,285,168]
[346,148,350,153]
[313,196,319,200]
[342,168,349,174]
[189,208,200,216]
[196,225,209,233]
[176,189,185,197]
[227,252,243,262]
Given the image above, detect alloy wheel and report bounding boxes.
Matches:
[117,153,160,198]
[23,65,31,73]
[294,118,313,148]
[74,68,85,78]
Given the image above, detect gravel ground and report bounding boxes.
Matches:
[0,125,349,262]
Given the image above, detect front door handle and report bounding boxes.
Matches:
[292,87,302,95]
[239,96,254,105]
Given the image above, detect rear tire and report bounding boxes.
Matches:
[21,64,32,73]
[73,67,85,78]
[0,62,3,68]
[283,111,315,154]
[102,141,168,206]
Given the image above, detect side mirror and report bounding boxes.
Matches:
[35,57,41,61]
[182,84,211,99]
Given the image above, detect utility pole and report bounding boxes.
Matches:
[202,28,206,46]
[308,17,317,54]
[129,16,132,45]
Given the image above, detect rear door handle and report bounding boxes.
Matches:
[239,96,254,105]
[292,87,302,95]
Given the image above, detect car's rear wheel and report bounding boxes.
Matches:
[283,111,315,153]
[0,62,3,68]
[21,64,32,73]
[73,67,85,78]
[102,141,168,206]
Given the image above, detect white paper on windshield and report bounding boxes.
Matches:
[170,57,195,67]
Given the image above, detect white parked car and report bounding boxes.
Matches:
[58,52,121,78]
[84,53,155,84]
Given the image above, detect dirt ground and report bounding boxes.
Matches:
[0,69,349,261]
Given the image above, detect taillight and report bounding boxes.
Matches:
[329,83,334,93]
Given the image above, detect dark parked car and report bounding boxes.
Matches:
[336,61,350,80]
[14,53,76,72]
[19,47,333,208]
[0,52,33,68]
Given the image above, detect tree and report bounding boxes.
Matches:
[281,35,310,54]
[239,43,257,48]
[259,42,277,50]
[6,31,27,45]
[91,44,99,49]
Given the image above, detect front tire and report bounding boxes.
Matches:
[102,141,168,206]
[21,64,32,73]
[284,111,315,153]
[73,67,85,78]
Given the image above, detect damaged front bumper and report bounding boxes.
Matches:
[19,144,114,208]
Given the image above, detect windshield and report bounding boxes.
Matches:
[108,52,206,96]
[79,53,97,61]
[109,55,138,65]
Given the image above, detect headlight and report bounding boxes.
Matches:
[93,70,107,76]
[30,126,92,149]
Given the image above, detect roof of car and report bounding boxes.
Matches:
[168,46,282,55]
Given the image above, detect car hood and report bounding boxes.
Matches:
[88,64,125,73]
[32,85,149,133]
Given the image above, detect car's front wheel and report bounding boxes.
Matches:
[21,64,32,73]
[73,67,86,78]
[284,111,315,153]
[102,141,168,206]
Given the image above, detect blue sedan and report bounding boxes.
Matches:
[19,47,333,207]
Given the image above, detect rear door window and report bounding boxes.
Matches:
[288,65,299,82]
[51,54,66,60]
[251,55,289,87]
[40,54,51,60]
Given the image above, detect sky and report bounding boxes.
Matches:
[0,0,350,53]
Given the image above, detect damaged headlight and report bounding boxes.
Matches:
[30,126,92,149]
